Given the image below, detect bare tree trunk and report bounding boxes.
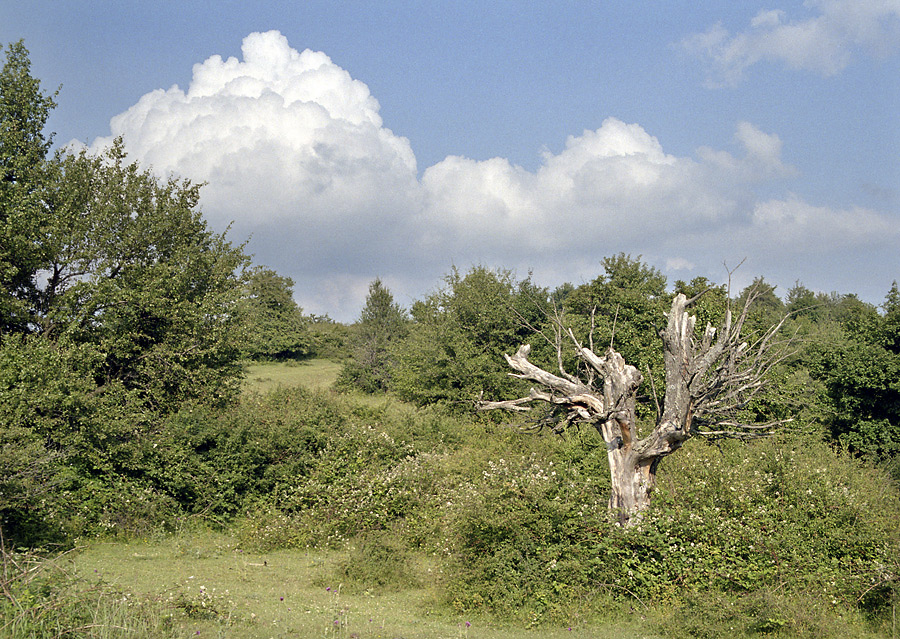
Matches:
[479,291,790,525]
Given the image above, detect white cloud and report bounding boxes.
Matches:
[682,0,900,85]
[85,31,899,320]
[749,196,897,247]
[666,257,696,272]
[418,117,801,263]
[91,30,420,230]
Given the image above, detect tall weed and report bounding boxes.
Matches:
[0,545,176,638]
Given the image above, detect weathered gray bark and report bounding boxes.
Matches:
[480,292,789,525]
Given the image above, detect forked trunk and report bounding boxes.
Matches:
[479,292,788,523]
[599,413,667,524]
[605,443,655,523]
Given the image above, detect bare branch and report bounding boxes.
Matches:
[480,283,794,523]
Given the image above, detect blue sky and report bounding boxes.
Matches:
[3,1,899,320]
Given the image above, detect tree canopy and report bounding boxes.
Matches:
[338,278,409,393]
[0,42,251,541]
[389,266,550,408]
[238,266,311,360]
[0,40,57,335]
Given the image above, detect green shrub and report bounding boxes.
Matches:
[442,430,900,628]
[336,529,418,592]
[644,590,884,639]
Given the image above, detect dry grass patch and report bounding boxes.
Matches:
[243,359,342,394]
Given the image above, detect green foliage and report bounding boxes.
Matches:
[563,254,670,421]
[336,529,418,592]
[644,590,882,639]
[235,400,441,551]
[799,286,900,461]
[737,276,786,331]
[880,281,900,354]
[673,276,729,332]
[0,44,249,545]
[444,432,900,628]
[0,140,250,540]
[201,378,898,629]
[307,314,352,360]
[238,266,311,360]
[42,140,249,409]
[338,278,408,393]
[0,41,57,335]
[564,254,668,357]
[390,265,550,408]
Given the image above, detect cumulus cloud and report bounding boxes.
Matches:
[91,30,420,239]
[418,117,800,265]
[749,197,897,246]
[682,0,900,85]
[88,30,899,320]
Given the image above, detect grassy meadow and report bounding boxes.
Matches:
[70,530,656,639]
[243,359,343,394]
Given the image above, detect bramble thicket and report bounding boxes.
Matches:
[2,40,899,637]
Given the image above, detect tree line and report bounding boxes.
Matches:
[341,260,900,474]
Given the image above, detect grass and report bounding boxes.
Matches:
[243,358,342,394]
[71,530,659,639]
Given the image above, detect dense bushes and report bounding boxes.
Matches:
[1,366,897,633]
[442,431,900,632]
[79,383,890,631]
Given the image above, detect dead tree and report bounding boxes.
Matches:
[479,289,791,525]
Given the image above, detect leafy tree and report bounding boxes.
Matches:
[391,266,550,408]
[785,281,821,320]
[673,276,729,331]
[239,266,311,360]
[737,276,785,330]
[801,286,900,461]
[880,281,900,354]
[0,43,250,541]
[0,40,57,336]
[306,313,352,360]
[338,278,408,393]
[564,254,669,370]
[35,140,250,408]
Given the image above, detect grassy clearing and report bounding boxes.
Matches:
[243,359,342,394]
[72,531,657,639]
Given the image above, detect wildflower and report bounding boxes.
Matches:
[466,621,471,627]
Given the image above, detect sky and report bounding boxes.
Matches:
[3,1,899,321]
